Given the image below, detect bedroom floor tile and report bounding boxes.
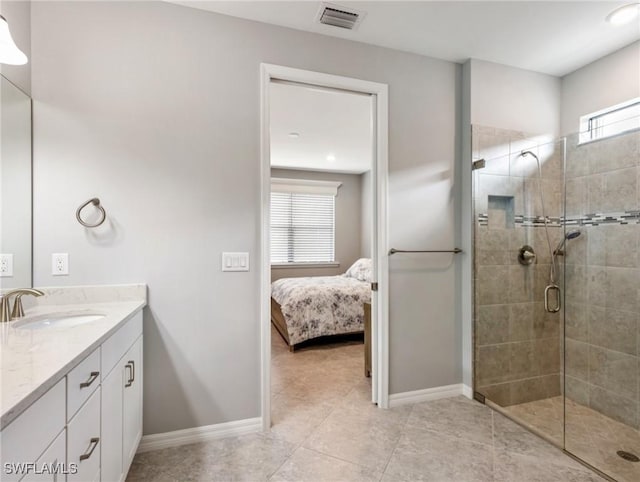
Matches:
[128,331,605,481]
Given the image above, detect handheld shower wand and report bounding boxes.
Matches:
[554,229,582,256]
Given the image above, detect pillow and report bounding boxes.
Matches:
[345,258,372,282]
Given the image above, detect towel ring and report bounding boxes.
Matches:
[76,198,106,228]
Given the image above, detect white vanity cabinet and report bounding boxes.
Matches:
[21,429,66,482]
[122,337,143,468]
[101,335,143,482]
[0,310,143,482]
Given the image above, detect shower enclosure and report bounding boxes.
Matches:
[472,124,640,481]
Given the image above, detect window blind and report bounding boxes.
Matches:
[271,192,335,263]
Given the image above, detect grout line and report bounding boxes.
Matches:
[303,446,384,476]
[265,445,295,481]
[491,410,496,479]
[379,402,415,477]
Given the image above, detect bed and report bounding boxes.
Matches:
[271,258,372,350]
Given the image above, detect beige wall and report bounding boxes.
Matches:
[31,1,461,434]
[270,169,363,281]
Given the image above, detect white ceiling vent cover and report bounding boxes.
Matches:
[316,3,365,30]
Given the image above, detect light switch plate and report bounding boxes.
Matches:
[222,252,249,272]
[52,253,69,276]
[0,254,13,277]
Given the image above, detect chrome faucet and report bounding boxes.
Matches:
[0,289,45,322]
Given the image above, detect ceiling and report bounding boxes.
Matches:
[269,81,373,173]
[167,1,640,76]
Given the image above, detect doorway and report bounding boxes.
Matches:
[259,64,389,430]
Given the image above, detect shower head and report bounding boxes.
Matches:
[565,229,582,240]
[520,150,539,162]
[554,229,582,255]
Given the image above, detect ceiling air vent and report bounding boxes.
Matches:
[316,3,365,30]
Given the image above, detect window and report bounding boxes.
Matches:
[579,97,640,144]
[270,178,341,265]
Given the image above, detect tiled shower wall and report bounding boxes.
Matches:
[473,125,564,406]
[564,130,640,429]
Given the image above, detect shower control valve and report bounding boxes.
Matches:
[518,245,536,266]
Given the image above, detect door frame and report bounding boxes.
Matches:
[259,63,389,430]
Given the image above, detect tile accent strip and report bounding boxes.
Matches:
[477,210,640,227]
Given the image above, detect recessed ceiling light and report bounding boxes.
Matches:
[606,3,640,25]
[0,15,28,65]
[288,132,300,138]
[326,154,336,162]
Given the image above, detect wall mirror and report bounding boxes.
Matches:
[0,74,32,289]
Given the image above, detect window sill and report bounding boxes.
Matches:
[271,262,340,269]
[577,126,640,146]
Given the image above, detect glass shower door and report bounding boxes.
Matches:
[563,128,640,482]
[472,125,566,445]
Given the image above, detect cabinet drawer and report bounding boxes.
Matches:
[66,348,101,421]
[101,311,143,380]
[1,379,66,482]
[67,388,100,482]
[20,429,66,482]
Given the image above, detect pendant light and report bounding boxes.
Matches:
[0,15,27,65]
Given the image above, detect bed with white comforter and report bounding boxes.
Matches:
[271,258,372,346]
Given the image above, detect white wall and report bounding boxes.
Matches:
[561,41,640,136]
[360,170,372,258]
[31,0,461,434]
[270,168,362,281]
[469,59,561,135]
[0,0,30,94]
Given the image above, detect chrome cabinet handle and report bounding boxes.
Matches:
[125,362,133,387]
[80,371,100,389]
[79,437,99,461]
[544,284,561,313]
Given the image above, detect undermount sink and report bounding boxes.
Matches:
[13,313,106,330]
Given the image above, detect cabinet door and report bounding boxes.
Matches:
[21,429,66,482]
[1,380,66,482]
[100,362,124,482]
[122,336,143,471]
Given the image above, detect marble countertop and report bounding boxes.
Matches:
[0,284,146,430]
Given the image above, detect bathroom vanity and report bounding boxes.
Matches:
[0,285,146,482]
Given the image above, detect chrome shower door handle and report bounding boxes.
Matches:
[544,284,561,313]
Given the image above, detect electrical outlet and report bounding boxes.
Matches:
[0,254,13,277]
[52,253,69,276]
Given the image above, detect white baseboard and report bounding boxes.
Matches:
[137,417,262,453]
[389,383,471,407]
[462,384,473,399]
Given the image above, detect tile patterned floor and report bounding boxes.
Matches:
[506,396,640,482]
[127,329,604,481]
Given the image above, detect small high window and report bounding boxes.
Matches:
[579,97,640,144]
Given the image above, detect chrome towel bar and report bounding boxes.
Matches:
[389,248,463,255]
[76,198,106,228]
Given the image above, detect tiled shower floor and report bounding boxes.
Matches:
[505,396,640,482]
